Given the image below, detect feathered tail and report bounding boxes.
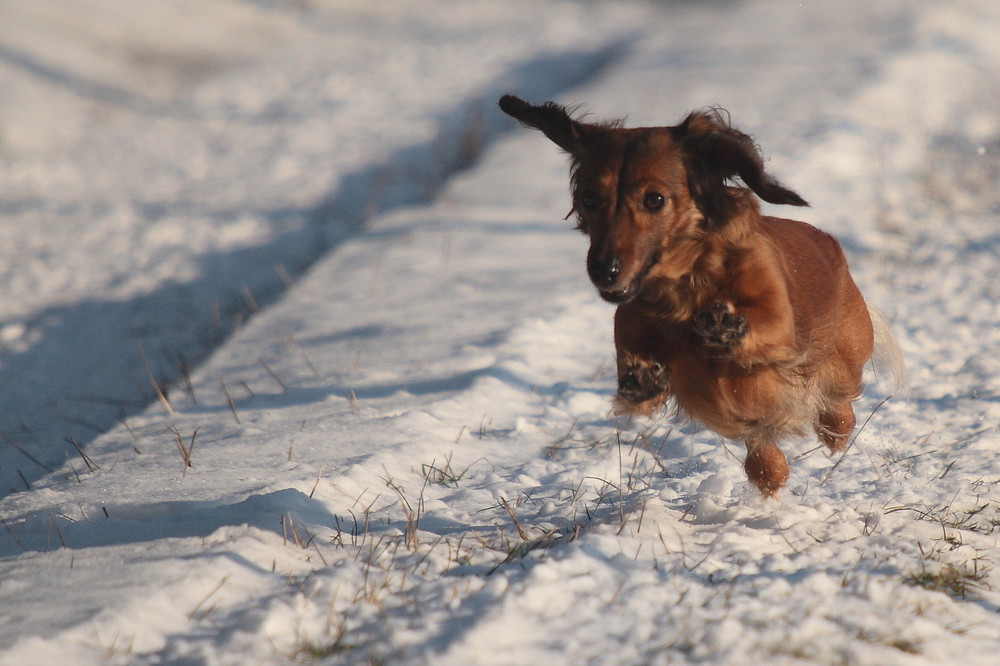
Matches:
[867,304,909,398]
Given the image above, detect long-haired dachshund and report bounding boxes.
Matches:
[499,94,898,496]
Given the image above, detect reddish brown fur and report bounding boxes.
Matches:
[499,95,874,497]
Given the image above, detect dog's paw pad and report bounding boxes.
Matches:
[694,302,747,348]
[618,359,668,404]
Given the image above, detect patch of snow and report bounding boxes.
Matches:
[1,0,1000,664]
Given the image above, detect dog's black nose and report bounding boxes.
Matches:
[589,256,622,288]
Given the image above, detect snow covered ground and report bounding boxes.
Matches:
[0,0,639,493]
[1,0,1000,663]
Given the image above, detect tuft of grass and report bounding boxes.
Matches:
[380,465,424,551]
[419,453,482,488]
[903,564,987,601]
[902,539,992,601]
[284,615,382,664]
[903,558,990,601]
[885,499,1000,536]
[277,424,674,656]
[80,626,136,661]
[290,635,358,662]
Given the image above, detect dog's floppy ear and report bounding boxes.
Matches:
[675,109,807,223]
[499,95,588,154]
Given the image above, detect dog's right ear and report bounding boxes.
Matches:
[499,95,586,154]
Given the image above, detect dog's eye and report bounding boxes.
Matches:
[578,191,600,211]
[643,192,666,211]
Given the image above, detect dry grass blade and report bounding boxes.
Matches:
[241,283,260,313]
[221,379,240,424]
[65,436,99,472]
[119,417,143,454]
[284,335,319,378]
[380,465,423,550]
[177,351,196,405]
[47,512,68,550]
[1,517,27,553]
[259,358,287,391]
[138,339,174,415]
[499,497,528,541]
[281,513,308,549]
[166,425,198,473]
[188,574,230,621]
[0,429,55,473]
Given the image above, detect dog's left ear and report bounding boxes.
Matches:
[498,95,589,154]
[675,110,808,222]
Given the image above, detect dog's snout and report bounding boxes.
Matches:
[588,256,622,288]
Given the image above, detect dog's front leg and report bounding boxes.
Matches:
[613,306,671,415]
[693,302,747,349]
[615,350,669,415]
[696,249,799,366]
[694,297,797,367]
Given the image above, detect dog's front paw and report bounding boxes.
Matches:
[617,358,668,405]
[693,302,747,348]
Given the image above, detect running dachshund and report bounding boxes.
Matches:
[499,95,900,496]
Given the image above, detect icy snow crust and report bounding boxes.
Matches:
[2,0,1000,664]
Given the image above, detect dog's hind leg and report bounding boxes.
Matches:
[814,353,866,453]
[744,438,789,496]
[816,401,856,453]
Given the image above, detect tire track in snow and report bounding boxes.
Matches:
[0,37,632,498]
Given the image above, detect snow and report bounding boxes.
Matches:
[1,0,1000,663]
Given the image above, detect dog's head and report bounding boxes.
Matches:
[498,95,807,304]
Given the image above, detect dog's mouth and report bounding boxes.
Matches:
[598,281,640,304]
[597,252,660,304]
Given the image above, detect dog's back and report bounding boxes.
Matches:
[761,216,873,372]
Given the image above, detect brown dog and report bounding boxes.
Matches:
[499,95,880,496]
